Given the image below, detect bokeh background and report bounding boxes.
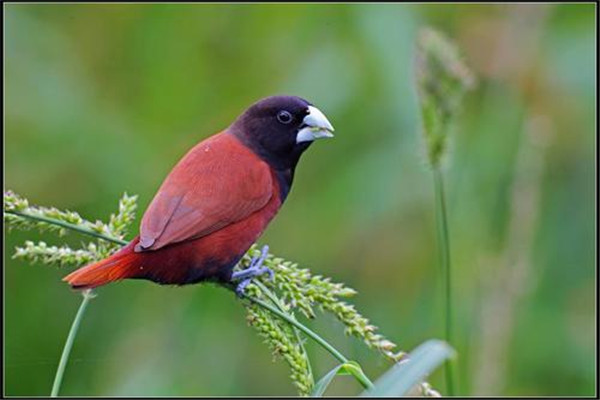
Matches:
[4,3,596,397]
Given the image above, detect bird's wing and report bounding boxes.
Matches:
[137,133,273,251]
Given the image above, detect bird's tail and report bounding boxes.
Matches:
[63,238,140,289]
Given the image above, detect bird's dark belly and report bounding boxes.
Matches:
[131,192,283,286]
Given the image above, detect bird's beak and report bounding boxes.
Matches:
[296,105,335,143]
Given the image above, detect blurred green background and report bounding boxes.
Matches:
[4,3,596,397]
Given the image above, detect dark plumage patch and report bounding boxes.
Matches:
[229,96,314,171]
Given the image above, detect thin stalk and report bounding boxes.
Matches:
[433,167,455,396]
[51,289,95,397]
[245,295,374,390]
[4,209,126,246]
[8,208,372,391]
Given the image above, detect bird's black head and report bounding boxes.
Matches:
[229,95,334,171]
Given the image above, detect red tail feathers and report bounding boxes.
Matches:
[63,239,140,289]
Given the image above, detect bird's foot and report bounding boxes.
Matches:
[231,245,274,297]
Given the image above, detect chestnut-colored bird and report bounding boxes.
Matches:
[63,96,334,294]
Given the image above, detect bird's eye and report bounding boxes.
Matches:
[276,110,293,124]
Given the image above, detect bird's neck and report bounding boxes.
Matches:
[272,168,294,203]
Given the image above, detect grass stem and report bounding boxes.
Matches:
[51,289,95,397]
[433,166,455,396]
[5,209,126,246]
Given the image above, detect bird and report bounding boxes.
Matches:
[63,95,334,295]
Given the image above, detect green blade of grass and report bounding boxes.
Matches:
[361,339,454,397]
[311,361,362,396]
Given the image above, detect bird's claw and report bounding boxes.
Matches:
[235,279,252,297]
[264,267,275,281]
[232,245,273,297]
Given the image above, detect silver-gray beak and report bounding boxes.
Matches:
[296,105,335,143]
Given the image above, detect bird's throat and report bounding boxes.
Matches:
[272,168,293,203]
